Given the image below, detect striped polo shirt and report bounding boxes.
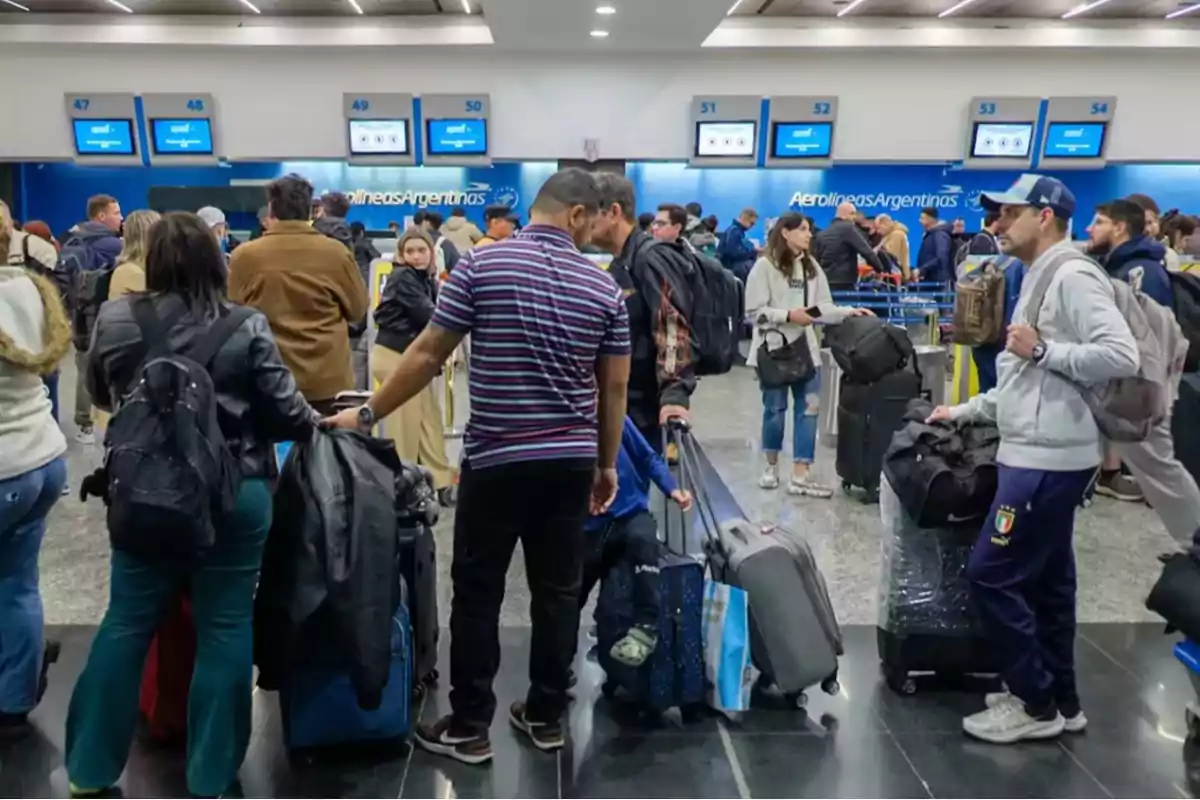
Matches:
[430,224,631,469]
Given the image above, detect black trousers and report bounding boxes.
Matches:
[579,510,664,630]
[449,457,594,731]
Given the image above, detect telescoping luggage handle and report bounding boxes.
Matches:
[663,419,744,562]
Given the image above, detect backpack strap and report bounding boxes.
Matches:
[1023,247,1104,331]
[189,306,256,368]
[131,296,178,360]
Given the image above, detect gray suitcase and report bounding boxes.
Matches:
[673,429,843,703]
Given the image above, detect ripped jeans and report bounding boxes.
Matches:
[761,370,821,464]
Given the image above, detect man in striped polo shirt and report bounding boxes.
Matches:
[325,168,631,764]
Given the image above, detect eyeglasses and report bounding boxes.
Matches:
[650,220,672,228]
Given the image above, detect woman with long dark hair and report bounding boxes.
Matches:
[65,212,314,797]
[745,212,871,497]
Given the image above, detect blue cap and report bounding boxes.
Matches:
[980,174,1076,220]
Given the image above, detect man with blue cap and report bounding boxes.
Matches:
[927,174,1140,744]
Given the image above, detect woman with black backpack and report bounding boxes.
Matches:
[65,212,315,798]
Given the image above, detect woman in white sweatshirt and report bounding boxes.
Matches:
[0,200,71,736]
[745,212,871,497]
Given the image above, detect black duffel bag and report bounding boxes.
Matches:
[1146,552,1200,644]
[830,316,914,383]
[883,398,1000,528]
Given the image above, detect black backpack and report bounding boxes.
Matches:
[104,298,251,562]
[631,237,740,377]
[830,315,915,383]
[58,230,117,347]
[1169,271,1200,372]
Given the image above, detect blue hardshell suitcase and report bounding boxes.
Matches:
[596,550,705,712]
[280,598,414,749]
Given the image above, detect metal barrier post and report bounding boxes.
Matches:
[443,353,464,440]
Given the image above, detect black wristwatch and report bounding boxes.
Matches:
[1031,341,1048,364]
[357,405,377,431]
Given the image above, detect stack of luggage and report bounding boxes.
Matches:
[831,316,924,503]
[876,399,1001,695]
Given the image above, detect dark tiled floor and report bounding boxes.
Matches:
[3,624,1199,799]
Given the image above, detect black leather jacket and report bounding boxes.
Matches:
[88,293,317,478]
[374,264,436,354]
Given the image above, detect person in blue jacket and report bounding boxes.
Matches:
[1087,198,1174,308]
[915,206,955,286]
[971,255,1027,393]
[718,207,760,282]
[579,417,692,667]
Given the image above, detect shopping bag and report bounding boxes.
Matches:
[701,579,757,715]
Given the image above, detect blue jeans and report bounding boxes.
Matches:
[761,370,821,464]
[0,457,67,714]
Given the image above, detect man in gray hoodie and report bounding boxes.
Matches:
[928,174,1140,745]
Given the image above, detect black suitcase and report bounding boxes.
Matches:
[837,368,923,503]
[1173,374,1200,487]
[399,521,439,693]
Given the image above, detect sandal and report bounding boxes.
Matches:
[609,626,658,667]
[788,478,834,499]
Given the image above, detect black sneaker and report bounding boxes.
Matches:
[38,639,61,704]
[414,714,493,765]
[508,702,564,752]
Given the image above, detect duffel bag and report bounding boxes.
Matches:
[830,316,915,384]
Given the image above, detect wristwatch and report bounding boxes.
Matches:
[357,405,377,431]
[1031,341,1048,364]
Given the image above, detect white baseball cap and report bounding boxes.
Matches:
[196,206,227,229]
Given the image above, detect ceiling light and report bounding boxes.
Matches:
[103,0,134,11]
[1166,2,1200,18]
[937,0,984,17]
[236,0,261,13]
[1062,0,1116,18]
[837,0,870,16]
[346,0,364,12]
[596,4,616,14]
[727,0,745,14]
[460,0,471,11]
[590,29,609,37]
[0,0,30,9]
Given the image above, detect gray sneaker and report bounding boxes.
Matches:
[1095,471,1143,502]
[984,692,1087,732]
[963,701,1065,743]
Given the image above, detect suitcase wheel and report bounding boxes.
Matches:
[820,677,840,696]
[1187,705,1200,739]
[785,690,808,710]
[422,669,439,687]
[841,481,853,495]
[862,488,880,505]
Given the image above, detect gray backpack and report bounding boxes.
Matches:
[1026,249,1182,442]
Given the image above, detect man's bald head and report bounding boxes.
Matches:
[836,202,857,221]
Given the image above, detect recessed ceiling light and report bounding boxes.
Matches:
[597,4,616,14]
[1062,0,1116,18]
[727,0,745,13]
[1166,2,1200,18]
[460,0,471,12]
[236,0,261,13]
[103,0,134,11]
[937,0,984,18]
[0,0,30,9]
[836,0,870,16]
[347,0,364,14]
[590,29,610,37]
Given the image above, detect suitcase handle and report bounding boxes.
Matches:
[667,426,726,554]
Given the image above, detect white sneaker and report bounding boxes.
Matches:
[985,692,1087,732]
[74,428,95,446]
[787,477,834,499]
[759,466,780,490]
[963,700,1065,743]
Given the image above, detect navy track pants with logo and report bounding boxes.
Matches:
[966,464,1096,714]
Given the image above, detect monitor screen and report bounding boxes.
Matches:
[348,119,410,156]
[695,121,757,158]
[1043,122,1107,159]
[971,122,1034,159]
[150,118,214,155]
[426,119,488,156]
[771,122,833,159]
[72,119,135,156]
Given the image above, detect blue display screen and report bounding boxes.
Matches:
[150,118,214,155]
[1043,122,1107,159]
[772,122,833,159]
[72,119,135,156]
[426,119,488,156]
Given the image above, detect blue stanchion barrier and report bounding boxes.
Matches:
[831,280,955,327]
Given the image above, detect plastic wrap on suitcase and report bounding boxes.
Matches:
[596,550,705,712]
[280,595,413,749]
[398,522,438,689]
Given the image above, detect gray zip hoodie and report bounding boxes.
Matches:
[949,240,1140,471]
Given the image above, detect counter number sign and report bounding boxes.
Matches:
[465,100,483,112]
[1090,102,1109,115]
[73,98,90,111]
[351,98,370,111]
[700,101,717,114]
[186,98,205,112]
[812,102,831,115]
[978,102,997,115]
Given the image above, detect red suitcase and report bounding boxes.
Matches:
[138,596,195,742]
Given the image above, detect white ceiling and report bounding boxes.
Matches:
[479,0,734,51]
[0,0,471,13]
[732,0,1197,18]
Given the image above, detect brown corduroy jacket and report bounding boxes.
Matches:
[228,221,368,403]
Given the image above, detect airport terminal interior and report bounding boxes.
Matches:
[5,0,1200,797]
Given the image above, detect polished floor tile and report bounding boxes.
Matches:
[562,733,739,798]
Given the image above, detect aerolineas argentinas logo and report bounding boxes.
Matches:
[344,182,519,209]
[789,185,965,213]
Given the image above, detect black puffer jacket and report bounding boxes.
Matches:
[375,264,436,354]
[314,216,354,252]
[88,293,316,478]
[812,218,884,289]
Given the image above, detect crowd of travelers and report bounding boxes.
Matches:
[2,163,1200,796]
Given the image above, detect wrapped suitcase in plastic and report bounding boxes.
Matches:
[836,366,923,503]
[877,479,995,695]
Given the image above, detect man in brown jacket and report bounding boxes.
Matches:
[228,174,368,413]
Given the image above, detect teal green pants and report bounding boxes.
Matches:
[65,479,272,797]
